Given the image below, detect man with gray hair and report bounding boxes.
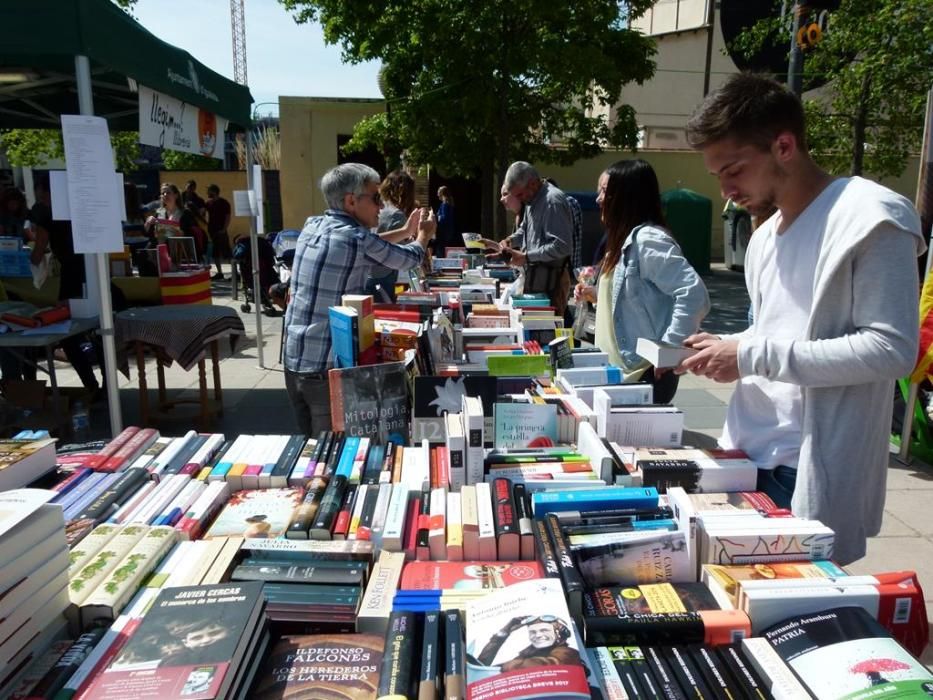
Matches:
[283,163,436,435]
[498,162,574,315]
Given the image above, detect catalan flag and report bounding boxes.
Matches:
[910,267,933,383]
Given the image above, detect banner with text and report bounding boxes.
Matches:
[138,85,227,159]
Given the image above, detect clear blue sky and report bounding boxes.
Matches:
[132,0,382,116]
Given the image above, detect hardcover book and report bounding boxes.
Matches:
[251,633,384,700]
[412,375,497,444]
[329,360,414,445]
[202,487,305,539]
[400,560,544,591]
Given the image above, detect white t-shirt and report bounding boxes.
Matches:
[720,180,843,469]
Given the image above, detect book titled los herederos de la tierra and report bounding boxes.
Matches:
[464,578,588,700]
[251,633,384,700]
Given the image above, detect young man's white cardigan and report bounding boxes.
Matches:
[725,177,924,564]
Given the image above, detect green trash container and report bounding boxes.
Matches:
[661,188,712,274]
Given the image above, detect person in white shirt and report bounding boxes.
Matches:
[677,73,924,565]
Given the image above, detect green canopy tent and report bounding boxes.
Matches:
[0,0,254,436]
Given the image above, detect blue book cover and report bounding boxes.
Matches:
[334,436,361,479]
[531,487,660,517]
[493,403,558,449]
[329,306,359,369]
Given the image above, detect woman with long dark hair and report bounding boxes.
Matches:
[575,159,709,403]
[365,170,418,302]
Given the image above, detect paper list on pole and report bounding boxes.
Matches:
[50,171,127,222]
[60,115,124,253]
[252,163,265,234]
[233,190,257,216]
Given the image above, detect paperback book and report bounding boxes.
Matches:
[202,487,305,539]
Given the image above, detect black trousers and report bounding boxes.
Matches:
[640,366,680,405]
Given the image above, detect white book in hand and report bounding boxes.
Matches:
[635,337,698,368]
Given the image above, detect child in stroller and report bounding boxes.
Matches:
[231,234,282,315]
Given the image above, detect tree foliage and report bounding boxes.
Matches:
[731,0,932,178]
[0,129,140,172]
[279,0,658,231]
[161,149,220,171]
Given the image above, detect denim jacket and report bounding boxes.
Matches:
[609,224,710,367]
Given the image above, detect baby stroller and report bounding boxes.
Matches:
[232,234,281,315]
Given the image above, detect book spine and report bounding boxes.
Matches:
[356,482,381,542]
[174,480,230,540]
[335,436,361,480]
[99,428,159,472]
[531,486,659,517]
[443,609,465,700]
[382,485,411,552]
[474,482,496,560]
[80,526,178,626]
[446,490,463,561]
[491,477,519,560]
[75,467,149,523]
[51,467,93,498]
[151,430,198,479]
[717,645,769,700]
[332,483,358,540]
[644,645,688,700]
[309,475,348,539]
[127,436,171,472]
[231,562,364,585]
[418,610,441,700]
[404,495,423,561]
[322,432,346,478]
[68,524,121,579]
[688,645,742,700]
[347,483,369,540]
[369,482,394,548]
[257,434,288,488]
[377,610,418,700]
[199,536,244,585]
[590,647,628,700]
[84,426,138,469]
[607,646,655,700]
[460,485,479,561]
[153,478,205,526]
[513,483,535,561]
[545,513,585,618]
[667,645,714,699]
[68,525,148,607]
[288,435,320,486]
[362,443,386,485]
[428,487,447,560]
[740,637,811,699]
[25,628,106,699]
[285,477,329,539]
[351,437,370,484]
[357,551,407,636]
[415,490,431,561]
[182,432,225,476]
[207,433,249,482]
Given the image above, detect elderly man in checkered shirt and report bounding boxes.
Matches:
[283,163,436,436]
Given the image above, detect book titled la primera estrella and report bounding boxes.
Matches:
[329,360,414,445]
[493,403,558,449]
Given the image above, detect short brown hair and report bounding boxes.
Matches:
[686,73,807,152]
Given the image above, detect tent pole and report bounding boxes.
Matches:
[245,128,265,368]
[75,54,122,437]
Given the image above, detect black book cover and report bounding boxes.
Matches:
[544,513,585,622]
[638,459,701,494]
[548,336,573,373]
[419,610,441,700]
[413,376,498,419]
[444,609,465,700]
[313,431,335,473]
[285,477,329,539]
[309,475,347,539]
[644,645,689,700]
[356,480,382,540]
[270,434,307,486]
[332,484,358,539]
[162,434,208,475]
[381,442,397,481]
[230,561,365,586]
[668,646,714,699]
[27,627,106,698]
[688,644,744,700]
[490,477,517,536]
[608,646,655,700]
[378,610,418,700]
[322,432,345,478]
[77,467,149,522]
[362,443,387,485]
[718,644,769,700]
[415,491,431,559]
[330,360,414,444]
[532,518,561,579]
[626,645,664,700]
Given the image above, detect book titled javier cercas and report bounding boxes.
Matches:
[493,403,558,449]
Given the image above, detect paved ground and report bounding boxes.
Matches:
[35,263,933,665]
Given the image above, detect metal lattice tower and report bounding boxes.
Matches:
[230,0,248,85]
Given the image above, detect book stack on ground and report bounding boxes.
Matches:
[82,582,268,700]
[0,489,70,697]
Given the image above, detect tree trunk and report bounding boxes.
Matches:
[481,160,495,237]
[850,72,873,176]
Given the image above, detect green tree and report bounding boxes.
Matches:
[161,149,221,171]
[279,0,657,233]
[0,129,140,171]
[732,0,932,178]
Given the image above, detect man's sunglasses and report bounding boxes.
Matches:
[356,192,382,205]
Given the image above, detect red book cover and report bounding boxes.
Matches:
[100,428,158,472]
[331,485,357,540]
[401,561,544,590]
[403,496,421,561]
[86,427,139,470]
[873,571,928,657]
[436,446,450,489]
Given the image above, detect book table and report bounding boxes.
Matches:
[114,305,245,429]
